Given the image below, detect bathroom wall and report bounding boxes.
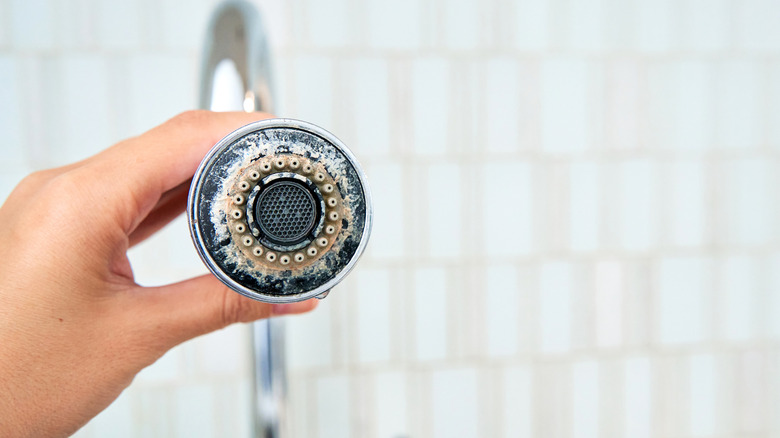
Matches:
[2,0,780,437]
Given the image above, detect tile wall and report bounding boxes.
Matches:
[1,0,779,437]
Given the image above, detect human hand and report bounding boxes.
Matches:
[0,111,318,437]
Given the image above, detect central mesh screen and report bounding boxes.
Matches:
[256,180,317,243]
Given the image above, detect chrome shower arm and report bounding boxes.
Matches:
[200,0,274,113]
[199,2,284,438]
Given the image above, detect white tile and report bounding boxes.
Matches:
[216,382,252,438]
[348,58,390,157]
[618,160,658,251]
[595,261,622,348]
[195,323,249,375]
[482,162,533,256]
[715,61,761,150]
[735,0,780,52]
[0,1,9,47]
[273,55,292,116]
[513,0,549,50]
[432,367,479,438]
[165,215,209,276]
[304,0,351,48]
[516,63,542,152]
[16,57,54,149]
[718,256,759,342]
[134,0,163,48]
[624,356,652,438]
[769,254,780,338]
[127,228,178,286]
[137,388,174,438]
[286,299,332,369]
[442,0,480,50]
[427,163,461,258]
[237,383,253,438]
[603,0,635,51]
[680,0,731,51]
[540,164,569,254]
[100,56,132,141]
[0,55,24,169]
[534,363,570,436]
[135,347,182,384]
[502,366,532,438]
[770,63,780,151]
[635,0,675,53]
[485,265,519,357]
[175,384,216,438]
[11,0,55,49]
[540,262,573,353]
[316,374,351,438]
[671,62,714,151]
[569,162,600,252]
[535,163,577,252]
[250,0,292,49]
[86,390,135,438]
[648,61,714,151]
[572,360,599,438]
[413,267,448,361]
[774,365,780,438]
[667,161,706,247]
[366,0,420,49]
[541,58,590,154]
[292,56,334,136]
[54,0,95,49]
[606,60,641,150]
[484,57,519,154]
[564,0,605,51]
[286,373,311,438]
[55,55,111,165]
[355,268,391,363]
[735,350,767,432]
[365,163,405,259]
[412,58,449,156]
[657,257,709,345]
[374,371,408,438]
[70,427,92,438]
[160,0,212,50]
[689,354,718,437]
[721,159,774,246]
[128,54,196,135]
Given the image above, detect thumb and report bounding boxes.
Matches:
[134,274,318,349]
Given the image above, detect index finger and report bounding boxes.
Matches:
[87,110,273,233]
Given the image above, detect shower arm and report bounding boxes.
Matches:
[199,1,274,113]
[199,2,285,437]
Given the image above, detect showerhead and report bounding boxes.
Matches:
[187,119,372,303]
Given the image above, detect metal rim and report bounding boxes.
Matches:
[187,118,373,303]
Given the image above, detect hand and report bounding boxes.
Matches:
[0,111,317,438]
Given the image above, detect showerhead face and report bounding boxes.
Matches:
[187,119,372,303]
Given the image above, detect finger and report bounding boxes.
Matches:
[0,160,92,213]
[127,179,190,247]
[85,111,273,234]
[133,275,318,349]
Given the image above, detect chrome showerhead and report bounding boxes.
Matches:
[188,119,372,303]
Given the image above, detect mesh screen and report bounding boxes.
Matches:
[256,181,316,243]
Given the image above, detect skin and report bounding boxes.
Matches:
[0,111,317,437]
